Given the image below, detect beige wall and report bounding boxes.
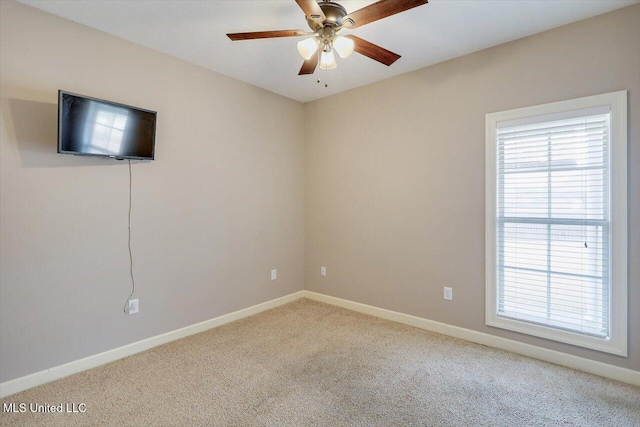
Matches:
[305,5,640,370]
[1,0,638,385]
[0,1,305,382]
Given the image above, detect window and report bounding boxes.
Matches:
[485,92,627,355]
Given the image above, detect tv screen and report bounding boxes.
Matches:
[58,91,156,160]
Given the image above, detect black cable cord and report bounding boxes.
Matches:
[123,159,136,313]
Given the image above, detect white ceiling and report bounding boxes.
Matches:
[20,0,638,103]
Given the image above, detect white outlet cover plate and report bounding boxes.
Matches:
[271,270,277,280]
[444,287,453,301]
[128,298,139,314]
[321,267,327,276]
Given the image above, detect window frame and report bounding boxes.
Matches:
[485,91,627,356]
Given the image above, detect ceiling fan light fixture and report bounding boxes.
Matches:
[320,49,337,70]
[333,36,355,59]
[296,37,319,60]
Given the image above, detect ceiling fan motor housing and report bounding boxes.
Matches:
[307,1,349,29]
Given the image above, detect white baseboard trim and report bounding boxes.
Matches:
[0,290,306,398]
[302,290,640,387]
[2,289,636,397]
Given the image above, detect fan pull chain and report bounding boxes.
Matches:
[315,47,330,88]
[317,48,321,84]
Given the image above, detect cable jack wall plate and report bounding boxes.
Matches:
[127,298,139,315]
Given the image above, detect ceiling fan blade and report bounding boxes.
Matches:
[295,0,326,28]
[346,35,401,66]
[298,54,319,75]
[343,0,428,29]
[227,30,309,41]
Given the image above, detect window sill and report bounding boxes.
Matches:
[486,313,627,356]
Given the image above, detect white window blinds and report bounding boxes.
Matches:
[495,110,610,338]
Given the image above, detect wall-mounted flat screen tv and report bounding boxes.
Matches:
[58,90,156,160]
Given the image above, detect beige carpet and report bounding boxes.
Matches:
[1,298,638,426]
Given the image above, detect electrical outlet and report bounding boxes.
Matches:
[444,287,453,301]
[127,298,139,315]
[271,269,277,280]
[321,266,327,276]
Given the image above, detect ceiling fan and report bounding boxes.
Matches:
[227,0,428,75]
